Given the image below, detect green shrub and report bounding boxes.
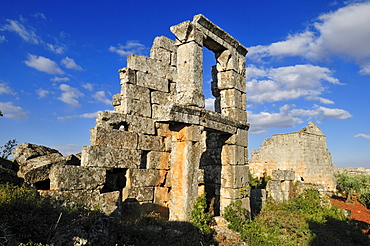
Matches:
[189,193,212,234]
[335,172,370,207]
[248,171,270,189]
[224,189,359,245]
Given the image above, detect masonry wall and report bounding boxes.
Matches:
[249,121,336,191]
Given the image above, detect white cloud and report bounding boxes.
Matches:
[46,43,65,54]
[82,83,93,91]
[50,76,70,82]
[249,104,352,134]
[57,84,83,107]
[0,35,6,43]
[61,57,83,71]
[0,101,28,119]
[109,40,147,57]
[0,82,14,95]
[36,88,50,98]
[248,1,370,75]
[33,12,46,20]
[93,91,111,105]
[247,64,342,104]
[354,133,370,139]
[25,54,64,75]
[1,19,40,44]
[205,98,215,111]
[57,111,101,120]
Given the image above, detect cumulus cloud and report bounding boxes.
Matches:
[249,104,352,134]
[0,101,28,119]
[109,40,147,57]
[1,19,40,44]
[50,76,70,82]
[205,98,215,111]
[354,133,370,139]
[36,88,50,98]
[246,64,342,104]
[0,35,6,43]
[57,84,83,107]
[57,111,101,120]
[61,57,83,71]
[93,91,111,105]
[81,83,93,91]
[0,82,14,95]
[248,1,370,74]
[25,54,64,75]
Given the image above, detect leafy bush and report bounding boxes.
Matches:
[189,193,212,234]
[248,171,270,189]
[224,189,370,245]
[335,172,370,208]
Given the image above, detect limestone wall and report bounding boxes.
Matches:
[249,121,336,191]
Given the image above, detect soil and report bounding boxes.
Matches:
[330,196,370,233]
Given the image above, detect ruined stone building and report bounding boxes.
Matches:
[11,15,250,222]
[249,121,336,192]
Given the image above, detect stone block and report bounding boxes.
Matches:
[224,128,248,147]
[127,169,166,187]
[271,169,284,181]
[119,67,136,83]
[127,54,171,80]
[127,115,155,135]
[150,36,177,66]
[266,180,284,202]
[112,93,121,106]
[120,97,151,117]
[217,70,246,92]
[138,134,164,151]
[121,83,150,100]
[221,165,249,188]
[49,165,106,191]
[151,91,172,105]
[99,191,121,215]
[81,145,141,169]
[152,104,201,125]
[39,190,100,210]
[122,187,154,202]
[220,187,240,199]
[136,71,169,92]
[220,89,246,110]
[176,91,205,108]
[221,145,246,165]
[94,111,128,129]
[171,125,203,142]
[13,143,62,166]
[147,151,170,170]
[154,187,170,206]
[90,126,138,149]
[24,163,54,184]
[284,170,295,181]
[221,107,247,123]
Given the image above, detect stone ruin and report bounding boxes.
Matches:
[249,121,337,202]
[10,15,250,221]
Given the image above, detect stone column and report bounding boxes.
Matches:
[169,124,203,221]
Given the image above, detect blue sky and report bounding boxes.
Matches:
[0,0,369,168]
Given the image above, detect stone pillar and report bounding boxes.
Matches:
[169,124,203,221]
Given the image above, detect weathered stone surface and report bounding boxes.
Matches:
[147,151,170,170]
[81,145,141,169]
[221,165,249,188]
[49,165,106,190]
[220,89,246,110]
[136,70,169,92]
[250,121,336,191]
[123,187,154,202]
[127,169,166,187]
[224,128,248,147]
[150,36,177,66]
[90,126,138,149]
[13,142,62,166]
[216,70,246,92]
[18,153,79,178]
[0,157,18,170]
[138,134,164,151]
[127,114,156,135]
[154,187,170,206]
[0,166,22,185]
[221,145,246,165]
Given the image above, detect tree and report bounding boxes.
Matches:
[0,139,18,159]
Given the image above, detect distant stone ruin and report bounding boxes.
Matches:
[10,15,250,221]
[249,121,336,194]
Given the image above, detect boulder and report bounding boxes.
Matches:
[13,143,62,166]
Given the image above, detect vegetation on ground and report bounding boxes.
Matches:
[189,193,212,234]
[335,172,370,208]
[248,171,270,189]
[0,183,213,246]
[224,189,370,246]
